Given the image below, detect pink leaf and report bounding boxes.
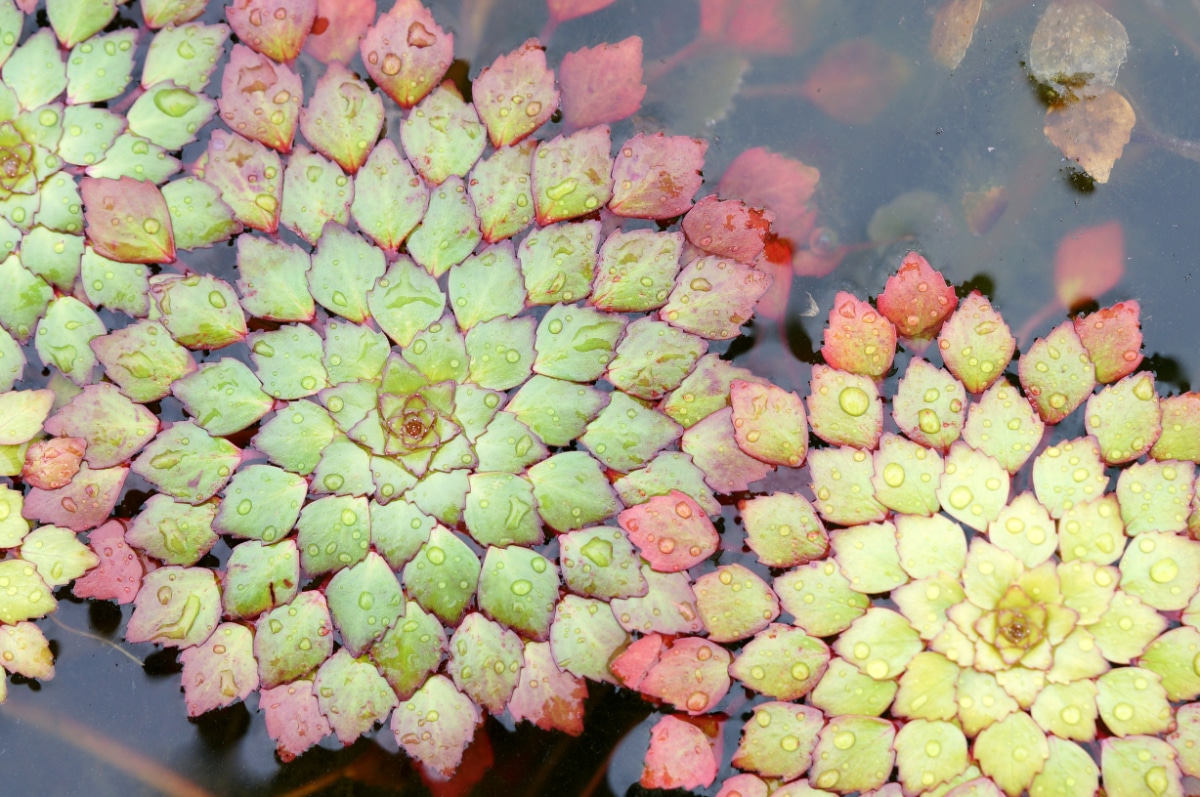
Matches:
[305,0,376,64]
[718,148,819,246]
[717,774,770,797]
[558,37,646,130]
[699,0,799,55]
[641,715,721,790]
[639,637,731,714]
[876,251,959,342]
[226,0,317,63]
[609,133,707,220]
[180,622,259,716]
[618,491,718,572]
[683,195,774,263]
[199,130,283,233]
[546,0,617,25]
[802,38,911,125]
[22,437,85,490]
[82,177,175,264]
[23,464,127,532]
[473,39,558,148]
[217,44,302,152]
[261,679,333,762]
[360,0,453,109]
[754,247,794,321]
[610,633,664,689]
[1075,300,1143,383]
[508,640,587,736]
[72,520,142,604]
[1055,220,1124,309]
[821,292,898,379]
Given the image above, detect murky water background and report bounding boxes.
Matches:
[3,1,1199,795]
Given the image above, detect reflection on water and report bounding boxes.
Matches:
[3,1,1199,795]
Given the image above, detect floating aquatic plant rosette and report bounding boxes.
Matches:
[2,1,1200,795]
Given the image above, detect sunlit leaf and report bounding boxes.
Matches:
[126,565,221,649]
[391,674,479,777]
[508,639,586,736]
[732,702,822,781]
[936,291,1014,394]
[662,255,771,340]
[125,494,217,566]
[142,22,230,92]
[66,29,136,105]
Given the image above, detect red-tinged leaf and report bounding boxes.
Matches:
[683,195,773,263]
[936,291,1015,393]
[802,38,911,125]
[877,251,959,342]
[261,679,333,763]
[546,0,617,24]
[641,715,720,791]
[508,640,587,736]
[22,436,85,490]
[473,39,557,148]
[227,0,317,63]
[1019,321,1096,425]
[558,36,646,130]
[72,520,142,605]
[305,0,376,64]
[699,0,798,55]
[681,408,775,492]
[822,292,897,379]
[218,44,302,152]
[791,238,845,278]
[82,177,175,264]
[299,61,384,173]
[44,384,159,469]
[126,566,221,648]
[717,148,819,244]
[639,636,731,714]
[392,674,481,777]
[1075,300,1143,383]
[199,129,283,233]
[618,491,718,572]
[609,133,707,220]
[531,126,613,225]
[694,563,781,642]
[23,464,127,532]
[731,379,808,467]
[360,0,453,109]
[180,622,258,716]
[610,633,664,689]
[662,255,771,340]
[1055,220,1124,309]
[717,774,770,797]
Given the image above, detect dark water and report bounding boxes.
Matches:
[3,1,1200,795]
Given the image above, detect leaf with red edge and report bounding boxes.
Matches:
[314,648,399,744]
[126,565,221,648]
[618,491,717,572]
[198,129,283,233]
[822,292,897,379]
[82,177,175,264]
[731,379,808,467]
[473,39,557,148]
[936,291,1015,393]
[681,408,774,493]
[180,622,258,716]
[531,126,613,225]
[1019,321,1097,425]
[1055,220,1124,309]
[718,148,819,245]
[44,383,158,469]
[892,358,967,451]
[700,0,800,55]
[508,639,587,736]
[662,255,771,340]
[641,715,721,791]
[803,38,911,125]
[299,61,384,174]
[72,519,142,604]
[546,0,617,24]
[261,679,332,763]
[558,37,646,130]
[1075,300,1143,384]
[683,195,773,263]
[609,133,706,220]
[360,0,453,110]
[217,44,302,153]
[694,563,780,642]
[21,436,85,490]
[305,0,376,64]
[23,464,127,532]
[877,251,959,343]
[639,636,731,714]
[392,673,481,776]
[227,0,316,63]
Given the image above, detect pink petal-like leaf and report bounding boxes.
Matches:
[641,715,721,791]
[82,177,175,264]
[72,520,142,604]
[877,251,959,342]
[226,0,317,63]
[662,255,771,340]
[718,147,819,245]
[22,436,86,490]
[700,0,799,55]
[683,195,774,263]
[610,633,664,689]
[821,292,897,379]
[218,44,302,152]
[609,133,707,220]
[305,0,377,64]
[730,379,808,467]
[473,39,558,148]
[1055,220,1124,310]
[618,491,718,572]
[802,38,910,125]
[546,0,617,24]
[508,640,587,736]
[261,679,333,762]
[639,636,731,714]
[180,622,259,716]
[125,566,221,649]
[360,0,453,109]
[558,36,646,130]
[1075,300,1143,383]
[23,465,128,532]
[681,408,774,492]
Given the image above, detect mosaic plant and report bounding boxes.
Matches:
[2,1,1200,795]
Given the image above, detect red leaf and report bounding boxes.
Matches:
[699,0,798,55]
[82,177,176,264]
[683,195,773,263]
[360,0,453,109]
[610,133,707,220]
[1075,300,1143,383]
[261,679,333,762]
[558,36,646,130]
[1054,220,1124,309]
[217,44,302,153]
[23,464,128,531]
[876,251,959,342]
[546,0,617,25]
[610,633,664,689]
[639,636,731,714]
[802,38,911,125]
[305,0,377,64]
[641,715,721,790]
[508,640,587,736]
[72,520,142,605]
[472,39,558,148]
[718,147,819,246]
[22,437,85,490]
[226,0,317,63]
[618,492,718,572]
[821,292,898,379]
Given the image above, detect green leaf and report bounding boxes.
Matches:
[214,464,307,544]
[0,1,20,69]
[893,573,965,640]
[1101,736,1182,797]
[1018,321,1096,424]
[892,358,966,451]
[1030,680,1099,741]
[370,599,446,700]
[732,702,823,781]
[0,560,56,624]
[84,133,181,184]
[162,177,242,250]
[519,220,599,305]
[895,513,967,579]
[326,551,404,656]
[253,591,334,689]
[172,358,271,436]
[937,291,1015,394]
[296,494,370,577]
[367,256,445,347]
[532,303,625,383]
[19,524,99,587]
[125,565,221,649]
[127,83,216,151]
[832,521,907,594]
[1096,666,1172,737]
[43,383,156,468]
[400,82,486,184]
[893,651,960,721]
[962,380,1045,474]
[807,364,884,449]
[468,139,535,243]
[558,525,647,600]
[280,149,352,244]
[81,176,175,264]
[893,719,969,794]
[548,595,627,684]
[694,563,780,642]
[322,320,389,385]
[35,296,104,386]
[0,388,53,445]
[807,445,886,525]
[532,126,613,224]
[47,0,117,48]
[91,319,195,402]
[0,325,23,391]
[1118,461,1195,535]
[1032,436,1109,519]
[3,30,66,110]
[606,316,706,401]
[662,255,771,340]
[235,235,313,321]
[464,472,541,547]
[141,22,229,92]
[83,249,150,319]
[729,623,829,700]
[199,130,282,232]
[20,226,81,292]
[351,138,427,252]
[314,649,398,746]
[580,390,682,473]
[936,441,1010,532]
[1119,530,1200,611]
[152,274,246,349]
[1087,372,1163,464]
[0,621,54,679]
[404,470,469,526]
[661,353,765,428]
[311,436,373,497]
[1059,496,1126,567]
[64,29,135,106]
[448,243,526,329]
[504,375,606,447]
[472,411,548,474]
[133,421,239,504]
[527,451,621,532]
[249,324,327,399]
[610,566,704,635]
[401,314,468,384]
[34,171,84,235]
[253,400,337,475]
[308,222,383,322]
[809,715,898,793]
[402,525,480,626]
[987,491,1057,567]
[834,607,923,681]
[391,675,480,780]
[682,407,775,493]
[810,656,897,717]
[300,62,384,173]
[124,494,217,566]
[871,433,944,516]
[473,39,557,147]
[407,176,481,278]
[1169,704,1200,779]
[221,538,300,619]
[58,106,123,167]
[446,612,523,714]
[478,545,558,639]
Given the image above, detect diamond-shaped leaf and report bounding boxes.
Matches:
[81,176,174,264]
[406,176,480,278]
[609,133,706,219]
[132,422,239,504]
[390,674,480,776]
[142,22,229,92]
[662,255,770,340]
[125,494,217,566]
[937,291,1014,393]
[351,138,428,251]
[473,39,557,147]
[180,623,259,716]
[402,526,480,625]
[253,590,334,688]
[199,130,282,232]
[217,44,301,152]
[326,551,404,656]
[226,0,315,63]
[360,0,453,109]
[468,140,535,243]
[400,81,485,185]
[446,612,523,714]
[532,126,613,224]
[694,563,779,643]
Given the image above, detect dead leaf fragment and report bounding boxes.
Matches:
[1029,0,1128,90]
[1043,87,1135,183]
[930,0,984,69]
